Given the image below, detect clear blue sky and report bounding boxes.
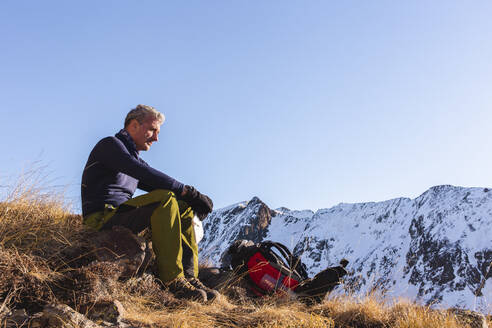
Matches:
[1,1,491,213]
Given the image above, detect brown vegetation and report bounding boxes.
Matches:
[0,178,489,327]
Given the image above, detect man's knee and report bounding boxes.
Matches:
[145,189,181,216]
[137,190,192,225]
[124,189,178,209]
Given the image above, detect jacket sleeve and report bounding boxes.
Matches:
[136,160,167,192]
[95,137,185,194]
[137,180,156,192]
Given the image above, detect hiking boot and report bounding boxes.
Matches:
[166,276,207,302]
[187,277,220,301]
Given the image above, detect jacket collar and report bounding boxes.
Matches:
[115,129,139,158]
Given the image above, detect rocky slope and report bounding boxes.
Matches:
[200,185,492,311]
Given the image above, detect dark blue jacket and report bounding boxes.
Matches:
[81,129,184,216]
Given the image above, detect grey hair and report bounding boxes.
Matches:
[124,104,165,127]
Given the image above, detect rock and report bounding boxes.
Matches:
[91,226,152,279]
[0,303,10,321]
[4,308,28,328]
[124,273,177,306]
[30,304,103,328]
[26,312,44,328]
[449,308,489,328]
[49,261,123,307]
[80,299,127,326]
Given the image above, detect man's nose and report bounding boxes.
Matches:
[152,132,159,142]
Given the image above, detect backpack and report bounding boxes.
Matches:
[223,240,309,296]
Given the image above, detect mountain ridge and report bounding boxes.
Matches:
[200,184,492,311]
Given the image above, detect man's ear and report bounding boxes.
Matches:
[127,119,140,132]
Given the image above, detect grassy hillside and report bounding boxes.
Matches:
[0,183,489,327]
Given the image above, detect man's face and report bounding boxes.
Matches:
[127,116,161,151]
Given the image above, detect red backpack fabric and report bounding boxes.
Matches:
[225,240,309,296]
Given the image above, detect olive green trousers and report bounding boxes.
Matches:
[83,189,198,282]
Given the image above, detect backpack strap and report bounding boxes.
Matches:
[261,241,309,281]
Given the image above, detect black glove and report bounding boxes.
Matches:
[181,185,213,220]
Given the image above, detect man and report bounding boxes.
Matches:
[81,104,218,302]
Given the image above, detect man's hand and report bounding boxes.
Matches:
[181,185,213,220]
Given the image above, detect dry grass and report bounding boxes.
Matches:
[0,168,85,257]
[121,298,335,328]
[0,174,489,327]
[314,294,475,328]
[119,294,477,328]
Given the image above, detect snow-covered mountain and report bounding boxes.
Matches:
[200,185,492,311]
